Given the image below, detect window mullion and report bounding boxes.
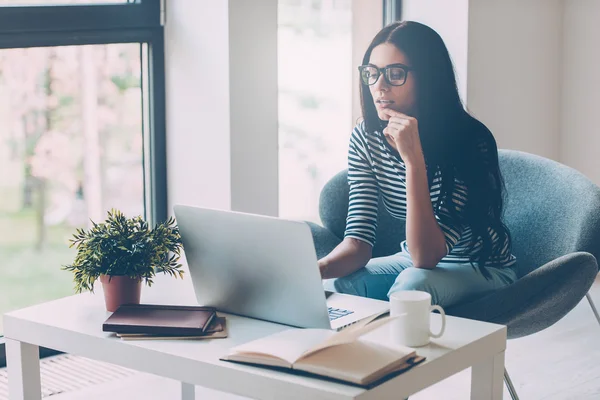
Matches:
[382,0,402,26]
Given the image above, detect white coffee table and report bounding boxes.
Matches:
[3,292,506,400]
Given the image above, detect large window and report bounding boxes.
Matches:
[0,0,165,368]
[278,0,400,223]
[278,0,353,223]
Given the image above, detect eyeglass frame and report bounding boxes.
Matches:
[358,63,413,87]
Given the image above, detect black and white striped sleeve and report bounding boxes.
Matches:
[343,124,379,247]
[435,180,468,255]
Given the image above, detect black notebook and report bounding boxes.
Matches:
[102,304,217,335]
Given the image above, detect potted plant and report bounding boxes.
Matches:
[62,209,184,312]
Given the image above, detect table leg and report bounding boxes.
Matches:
[5,339,42,400]
[181,382,195,400]
[471,351,505,400]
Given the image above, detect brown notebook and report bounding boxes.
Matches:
[117,317,228,340]
[102,304,217,335]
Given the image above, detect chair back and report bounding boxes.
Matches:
[498,149,600,277]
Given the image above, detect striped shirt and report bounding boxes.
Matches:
[344,122,516,268]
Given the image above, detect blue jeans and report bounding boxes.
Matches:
[323,252,518,308]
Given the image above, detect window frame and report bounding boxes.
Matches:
[0,0,167,369]
[382,0,402,26]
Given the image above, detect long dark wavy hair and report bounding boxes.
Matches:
[360,21,511,277]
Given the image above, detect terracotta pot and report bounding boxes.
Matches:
[100,275,142,312]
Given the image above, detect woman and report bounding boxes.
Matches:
[318,21,517,308]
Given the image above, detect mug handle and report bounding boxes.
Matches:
[429,305,446,338]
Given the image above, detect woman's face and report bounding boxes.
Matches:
[367,43,417,120]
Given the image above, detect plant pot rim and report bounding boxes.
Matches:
[100,274,143,281]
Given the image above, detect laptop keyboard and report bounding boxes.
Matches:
[328,307,353,321]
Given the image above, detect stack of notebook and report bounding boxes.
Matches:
[102,304,227,340]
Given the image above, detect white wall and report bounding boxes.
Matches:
[561,0,600,184]
[466,0,563,161]
[401,0,470,104]
[165,0,231,213]
[165,0,279,217]
[228,0,279,215]
[402,0,566,162]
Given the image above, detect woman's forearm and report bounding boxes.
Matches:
[405,161,447,268]
[318,238,372,279]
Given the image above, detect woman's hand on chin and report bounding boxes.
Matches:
[381,108,426,168]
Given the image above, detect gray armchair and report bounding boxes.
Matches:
[308,149,600,400]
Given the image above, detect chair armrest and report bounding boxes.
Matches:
[446,252,598,339]
[305,221,343,260]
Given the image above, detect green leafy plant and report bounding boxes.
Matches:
[62,209,184,293]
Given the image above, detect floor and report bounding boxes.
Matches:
[9,279,600,399]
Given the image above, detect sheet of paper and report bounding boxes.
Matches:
[298,314,410,361]
[228,328,335,365]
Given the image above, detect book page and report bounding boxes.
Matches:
[297,315,409,361]
[226,328,335,365]
[294,340,415,385]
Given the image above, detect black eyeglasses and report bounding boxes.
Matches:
[358,63,412,86]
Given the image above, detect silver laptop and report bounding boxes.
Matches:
[173,205,389,331]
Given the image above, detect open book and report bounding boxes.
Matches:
[220,314,425,386]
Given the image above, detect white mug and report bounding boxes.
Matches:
[389,290,446,347]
